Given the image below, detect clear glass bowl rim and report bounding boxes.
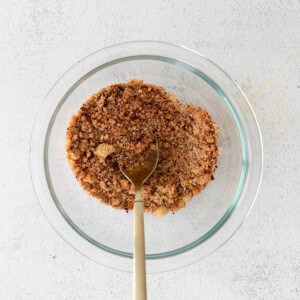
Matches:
[30,41,263,273]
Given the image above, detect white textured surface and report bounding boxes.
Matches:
[0,0,299,299]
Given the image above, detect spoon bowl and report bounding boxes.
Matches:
[120,143,159,189]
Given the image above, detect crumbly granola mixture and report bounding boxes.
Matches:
[66,80,220,216]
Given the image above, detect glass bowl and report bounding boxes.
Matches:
[30,41,263,273]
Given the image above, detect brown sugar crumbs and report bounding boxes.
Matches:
[66,79,220,216]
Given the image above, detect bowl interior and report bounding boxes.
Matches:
[46,56,246,258]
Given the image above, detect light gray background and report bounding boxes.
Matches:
[0,1,299,299]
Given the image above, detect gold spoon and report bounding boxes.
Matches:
[120,141,159,300]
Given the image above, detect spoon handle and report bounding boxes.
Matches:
[133,189,147,300]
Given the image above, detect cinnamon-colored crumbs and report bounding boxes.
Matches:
[66,79,220,216]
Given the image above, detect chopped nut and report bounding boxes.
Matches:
[70,151,80,160]
[83,174,94,184]
[99,181,107,190]
[120,179,129,189]
[94,143,115,159]
[155,206,169,217]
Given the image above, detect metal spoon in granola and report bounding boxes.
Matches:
[120,140,159,300]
